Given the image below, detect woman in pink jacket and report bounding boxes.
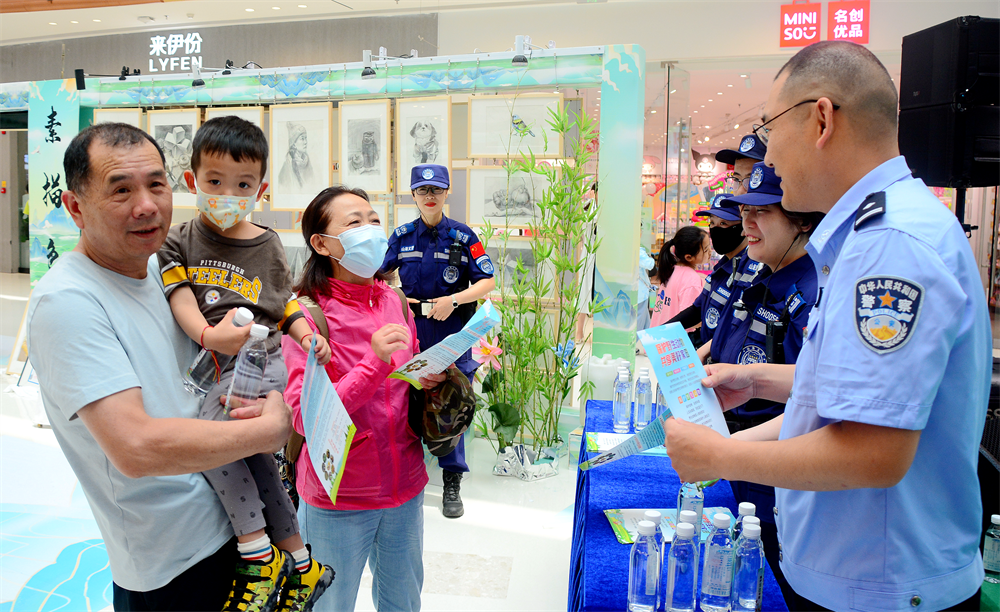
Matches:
[282,186,443,612]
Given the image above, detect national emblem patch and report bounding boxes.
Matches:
[854,275,923,354]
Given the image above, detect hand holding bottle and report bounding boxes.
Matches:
[203,308,254,355]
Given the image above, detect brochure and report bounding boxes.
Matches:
[300,336,356,505]
[604,506,736,544]
[585,432,669,457]
[390,300,501,389]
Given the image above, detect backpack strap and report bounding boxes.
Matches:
[391,286,410,325]
[296,295,329,343]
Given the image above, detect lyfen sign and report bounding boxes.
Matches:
[828,0,870,44]
[780,2,821,47]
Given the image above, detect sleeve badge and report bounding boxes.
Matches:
[854,275,923,354]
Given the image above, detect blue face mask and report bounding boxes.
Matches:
[320,224,388,278]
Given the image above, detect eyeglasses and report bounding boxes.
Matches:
[414,186,446,196]
[725,174,752,192]
[752,99,840,146]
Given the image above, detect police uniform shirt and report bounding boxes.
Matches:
[381,215,494,302]
[692,255,735,344]
[776,156,991,609]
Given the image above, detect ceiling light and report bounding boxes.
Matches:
[704,136,710,141]
[650,110,656,113]
[273,6,280,9]
[700,105,705,108]
[49,22,57,25]
[740,74,748,78]
[298,4,307,6]
[511,35,528,67]
[670,89,676,94]
[708,99,713,102]
[727,84,733,87]
[70,20,78,23]
[361,49,376,79]
[733,123,740,129]
[246,8,254,11]
[694,111,698,113]
[705,125,710,128]
[93,19,101,22]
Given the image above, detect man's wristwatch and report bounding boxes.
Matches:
[451,296,459,309]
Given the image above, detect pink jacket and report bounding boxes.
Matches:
[650,265,705,328]
[281,278,428,511]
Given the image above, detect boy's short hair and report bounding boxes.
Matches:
[191,116,268,179]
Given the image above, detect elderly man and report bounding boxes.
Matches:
[27,123,292,611]
[664,42,989,611]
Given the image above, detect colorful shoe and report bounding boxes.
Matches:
[223,545,293,612]
[277,551,334,612]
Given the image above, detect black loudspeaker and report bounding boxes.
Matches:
[74,69,86,91]
[898,16,999,188]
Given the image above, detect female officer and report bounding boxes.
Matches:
[380,164,495,519]
[709,162,823,603]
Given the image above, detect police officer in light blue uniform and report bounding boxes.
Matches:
[381,164,495,519]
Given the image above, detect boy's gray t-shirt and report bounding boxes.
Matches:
[27,252,232,592]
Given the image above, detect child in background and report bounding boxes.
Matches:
[649,226,710,328]
[157,116,333,612]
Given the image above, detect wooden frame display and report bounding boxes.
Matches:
[339,99,391,194]
[270,102,333,211]
[395,96,451,195]
[466,166,553,229]
[468,93,563,159]
[94,107,143,129]
[146,108,201,209]
[484,238,557,300]
[370,202,389,236]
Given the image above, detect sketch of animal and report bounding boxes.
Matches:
[361,131,379,169]
[349,152,365,173]
[487,184,534,217]
[410,121,439,164]
[511,114,535,138]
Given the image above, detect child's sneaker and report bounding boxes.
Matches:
[223,545,292,612]
[276,555,334,612]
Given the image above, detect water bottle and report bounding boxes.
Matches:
[985,514,1000,584]
[613,366,630,398]
[184,307,255,396]
[731,523,765,612]
[737,516,760,546]
[701,513,735,612]
[224,324,270,412]
[644,510,665,551]
[628,520,660,612]
[678,510,702,546]
[634,375,653,430]
[663,522,698,612]
[731,502,756,543]
[635,367,649,397]
[676,482,704,526]
[613,372,632,433]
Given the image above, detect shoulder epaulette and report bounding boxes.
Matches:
[854,191,886,230]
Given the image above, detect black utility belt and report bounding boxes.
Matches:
[409,300,476,319]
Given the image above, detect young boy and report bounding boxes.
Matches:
[157,116,333,612]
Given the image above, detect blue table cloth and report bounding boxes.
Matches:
[568,400,788,612]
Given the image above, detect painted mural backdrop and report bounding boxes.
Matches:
[28,79,81,284]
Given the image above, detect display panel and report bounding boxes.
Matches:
[94,107,143,129]
[339,99,391,195]
[396,96,451,195]
[270,102,333,211]
[467,166,553,229]
[468,93,563,159]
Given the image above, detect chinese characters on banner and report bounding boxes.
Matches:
[780,2,821,47]
[828,0,870,44]
[148,32,203,73]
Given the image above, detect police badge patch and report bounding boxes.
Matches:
[854,275,923,354]
[749,165,764,189]
[738,344,767,364]
[443,266,460,283]
[475,254,494,275]
[739,136,756,153]
[706,307,720,329]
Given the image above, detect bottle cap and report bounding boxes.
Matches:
[233,307,254,327]
[643,510,662,525]
[679,510,700,526]
[738,502,756,517]
[993,514,1000,525]
[249,324,269,339]
[743,516,761,527]
[639,375,650,384]
[675,522,695,539]
[712,513,731,529]
[620,373,630,383]
[637,520,657,536]
[742,523,762,540]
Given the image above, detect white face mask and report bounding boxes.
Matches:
[195,180,259,230]
[320,224,389,279]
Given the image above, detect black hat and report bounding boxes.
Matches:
[715,134,767,165]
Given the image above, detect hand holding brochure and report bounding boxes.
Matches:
[301,336,355,505]
[390,300,500,389]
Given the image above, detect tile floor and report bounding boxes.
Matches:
[0,272,588,612]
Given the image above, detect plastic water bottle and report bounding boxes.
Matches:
[701,513,735,612]
[676,482,704,526]
[731,502,756,543]
[737,516,760,546]
[628,520,660,612]
[731,523,765,612]
[985,514,1000,584]
[613,372,632,433]
[644,510,665,551]
[184,307,255,396]
[224,324,270,412]
[634,375,653,430]
[663,521,698,612]
[613,366,630,398]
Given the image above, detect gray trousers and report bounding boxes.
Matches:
[201,346,300,540]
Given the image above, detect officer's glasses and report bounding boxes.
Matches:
[725,174,753,193]
[752,99,840,146]
[414,186,446,196]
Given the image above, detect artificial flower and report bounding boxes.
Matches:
[473,335,503,371]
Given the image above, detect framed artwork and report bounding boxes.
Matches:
[339,100,391,195]
[147,108,201,209]
[468,93,563,159]
[467,166,553,229]
[395,96,451,195]
[484,239,556,299]
[270,102,333,211]
[94,107,143,129]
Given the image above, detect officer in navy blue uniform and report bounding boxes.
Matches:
[708,162,822,603]
[381,164,495,519]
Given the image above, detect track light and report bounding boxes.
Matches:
[511,35,528,67]
[119,66,129,80]
[191,64,205,89]
[222,59,234,75]
[361,50,376,79]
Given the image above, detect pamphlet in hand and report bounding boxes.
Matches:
[586,432,668,457]
[301,336,356,505]
[637,323,730,437]
[604,507,736,544]
[390,300,500,389]
[578,412,674,471]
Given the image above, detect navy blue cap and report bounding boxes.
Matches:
[715,134,767,165]
[695,193,742,221]
[721,162,783,207]
[411,164,450,189]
